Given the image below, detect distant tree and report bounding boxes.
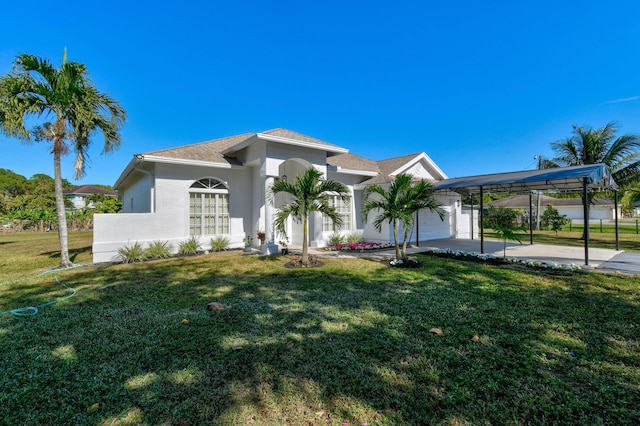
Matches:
[0,51,125,267]
[0,168,27,198]
[362,174,444,260]
[541,205,569,235]
[271,167,349,263]
[91,196,122,213]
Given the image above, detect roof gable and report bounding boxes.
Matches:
[363,152,448,184]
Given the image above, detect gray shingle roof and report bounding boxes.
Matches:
[376,153,423,177]
[144,132,253,165]
[326,153,380,173]
[359,153,429,185]
[261,128,344,150]
[143,128,346,166]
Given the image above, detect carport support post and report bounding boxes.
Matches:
[614,190,619,250]
[469,194,474,240]
[480,186,484,254]
[529,192,534,245]
[583,178,589,265]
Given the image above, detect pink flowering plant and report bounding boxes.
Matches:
[324,242,394,252]
[288,254,320,268]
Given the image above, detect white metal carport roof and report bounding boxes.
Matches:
[432,164,620,265]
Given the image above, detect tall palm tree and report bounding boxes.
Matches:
[0,52,126,267]
[271,167,349,263]
[545,123,640,239]
[362,174,444,260]
[545,123,640,187]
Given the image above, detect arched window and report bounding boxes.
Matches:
[189,178,229,236]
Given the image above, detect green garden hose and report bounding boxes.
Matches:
[0,266,80,317]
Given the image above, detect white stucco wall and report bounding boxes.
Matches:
[556,206,614,220]
[93,163,254,262]
[120,169,153,213]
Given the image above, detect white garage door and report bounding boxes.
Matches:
[416,209,451,240]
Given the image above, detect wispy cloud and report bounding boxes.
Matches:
[604,96,640,104]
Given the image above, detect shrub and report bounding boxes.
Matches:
[483,206,523,229]
[178,236,201,256]
[328,232,345,246]
[541,205,569,235]
[346,232,363,244]
[210,236,230,252]
[145,240,172,259]
[118,241,147,263]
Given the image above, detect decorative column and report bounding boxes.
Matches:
[264,176,274,242]
[261,176,279,255]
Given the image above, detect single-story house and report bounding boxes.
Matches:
[92,128,476,263]
[63,184,117,210]
[487,193,621,221]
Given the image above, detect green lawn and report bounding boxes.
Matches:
[1,232,639,425]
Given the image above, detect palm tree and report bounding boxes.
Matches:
[0,51,126,267]
[271,167,349,263]
[362,174,444,260]
[622,186,640,211]
[545,123,640,187]
[544,123,640,239]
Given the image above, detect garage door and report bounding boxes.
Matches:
[416,208,451,240]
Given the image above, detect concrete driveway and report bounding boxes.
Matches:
[313,238,640,275]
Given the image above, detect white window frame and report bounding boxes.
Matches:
[189,178,230,236]
[323,194,352,232]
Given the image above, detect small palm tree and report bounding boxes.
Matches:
[0,51,125,267]
[362,174,444,260]
[271,167,349,263]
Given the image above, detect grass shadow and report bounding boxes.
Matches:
[1,252,639,424]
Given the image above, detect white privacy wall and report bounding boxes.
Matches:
[93,163,253,263]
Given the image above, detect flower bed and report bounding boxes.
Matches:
[324,242,394,252]
[285,254,323,268]
[423,247,582,273]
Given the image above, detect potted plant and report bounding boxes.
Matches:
[244,234,253,252]
[257,230,266,245]
[279,238,289,255]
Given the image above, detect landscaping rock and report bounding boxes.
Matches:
[206,302,224,311]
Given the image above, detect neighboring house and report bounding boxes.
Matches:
[487,194,621,221]
[63,185,117,210]
[92,128,474,263]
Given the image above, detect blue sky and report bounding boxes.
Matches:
[2,1,640,185]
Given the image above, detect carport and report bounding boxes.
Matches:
[433,164,620,265]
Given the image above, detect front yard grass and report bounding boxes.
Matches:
[1,232,639,424]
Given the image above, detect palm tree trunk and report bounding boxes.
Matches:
[401,222,410,259]
[53,137,73,268]
[302,214,309,263]
[393,221,401,260]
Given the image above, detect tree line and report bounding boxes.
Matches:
[0,168,121,232]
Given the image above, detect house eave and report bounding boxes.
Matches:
[141,155,239,169]
[113,155,241,190]
[333,167,379,177]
